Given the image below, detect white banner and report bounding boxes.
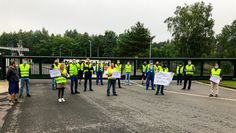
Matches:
[49,69,61,78]
[210,75,220,84]
[112,72,121,79]
[154,72,174,86]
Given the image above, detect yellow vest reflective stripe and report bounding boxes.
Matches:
[142,65,147,72]
[69,64,78,76]
[115,64,122,72]
[176,66,184,74]
[125,64,132,73]
[185,65,194,75]
[19,64,30,77]
[53,63,60,69]
[96,64,104,72]
[84,64,93,73]
[56,69,67,84]
[163,67,169,72]
[107,67,117,79]
[211,68,221,78]
[154,65,163,72]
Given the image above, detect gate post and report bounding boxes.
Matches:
[0,54,3,80]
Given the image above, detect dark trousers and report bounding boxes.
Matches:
[177,74,183,85]
[156,85,164,94]
[78,71,83,82]
[70,75,78,93]
[96,71,103,85]
[146,74,154,90]
[107,79,116,95]
[117,78,121,88]
[183,75,192,89]
[84,72,92,91]
[58,87,65,98]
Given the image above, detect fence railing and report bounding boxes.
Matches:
[0,55,236,80]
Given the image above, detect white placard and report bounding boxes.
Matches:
[210,75,220,84]
[49,69,61,78]
[154,72,174,86]
[112,72,121,79]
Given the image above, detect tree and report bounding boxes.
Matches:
[118,22,153,57]
[216,20,236,57]
[165,1,215,57]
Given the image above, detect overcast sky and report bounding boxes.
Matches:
[0,0,235,42]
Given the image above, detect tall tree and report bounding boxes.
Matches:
[165,2,215,57]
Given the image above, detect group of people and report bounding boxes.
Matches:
[6,58,222,105]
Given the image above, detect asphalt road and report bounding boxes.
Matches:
[1,79,236,133]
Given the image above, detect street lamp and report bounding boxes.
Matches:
[89,40,92,57]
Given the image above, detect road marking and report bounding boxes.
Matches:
[131,81,236,102]
[193,81,236,92]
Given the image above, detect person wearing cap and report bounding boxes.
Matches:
[96,61,104,85]
[209,63,222,97]
[19,58,31,97]
[115,60,122,88]
[51,59,60,90]
[125,61,132,85]
[106,63,118,96]
[141,61,147,85]
[84,58,94,91]
[68,59,79,94]
[182,60,195,90]
[77,60,84,85]
[176,63,184,85]
[146,60,155,90]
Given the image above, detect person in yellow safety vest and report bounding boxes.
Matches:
[115,60,122,88]
[83,58,94,91]
[146,60,155,90]
[56,63,69,103]
[67,59,79,94]
[77,60,84,85]
[106,63,118,96]
[182,60,195,90]
[125,61,132,85]
[176,64,184,85]
[142,61,147,85]
[19,58,31,97]
[156,63,168,95]
[209,63,222,97]
[51,59,60,90]
[96,61,104,85]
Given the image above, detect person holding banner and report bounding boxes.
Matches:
[209,63,222,97]
[115,60,122,88]
[182,60,195,90]
[106,63,118,96]
[125,61,132,85]
[56,64,69,103]
[142,61,147,85]
[96,61,104,85]
[51,59,60,90]
[155,62,164,95]
[146,60,155,90]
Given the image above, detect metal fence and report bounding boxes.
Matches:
[0,55,236,80]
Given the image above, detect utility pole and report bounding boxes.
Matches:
[89,40,92,57]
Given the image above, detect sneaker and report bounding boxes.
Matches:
[209,94,214,97]
[58,98,62,103]
[161,93,165,95]
[113,94,118,96]
[27,94,31,97]
[89,89,93,91]
[215,94,218,97]
[181,88,186,90]
[61,98,66,102]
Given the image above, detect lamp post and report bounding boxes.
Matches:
[89,40,92,57]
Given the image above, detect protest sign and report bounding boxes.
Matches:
[112,72,121,79]
[210,75,221,84]
[49,69,61,78]
[154,72,174,86]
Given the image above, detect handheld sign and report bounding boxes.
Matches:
[154,72,174,86]
[210,75,220,84]
[112,72,121,79]
[49,69,61,78]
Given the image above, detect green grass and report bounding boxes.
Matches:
[198,80,236,89]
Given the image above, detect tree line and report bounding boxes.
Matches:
[0,1,235,58]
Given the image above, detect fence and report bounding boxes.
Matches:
[0,55,236,80]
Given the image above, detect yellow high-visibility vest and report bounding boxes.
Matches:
[211,68,222,78]
[19,64,30,77]
[115,64,122,72]
[125,64,132,73]
[185,65,194,75]
[176,65,184,74]
[56,69,67,84]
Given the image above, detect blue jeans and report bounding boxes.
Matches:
[125,72,131,85]
[70,75,78,93]
[20,78,30,95]
[107,79,116,95]
[52,78,56,90]
[146,74,154,90]
[96,71,103,85]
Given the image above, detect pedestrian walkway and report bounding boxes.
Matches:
[1,79,236,133]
